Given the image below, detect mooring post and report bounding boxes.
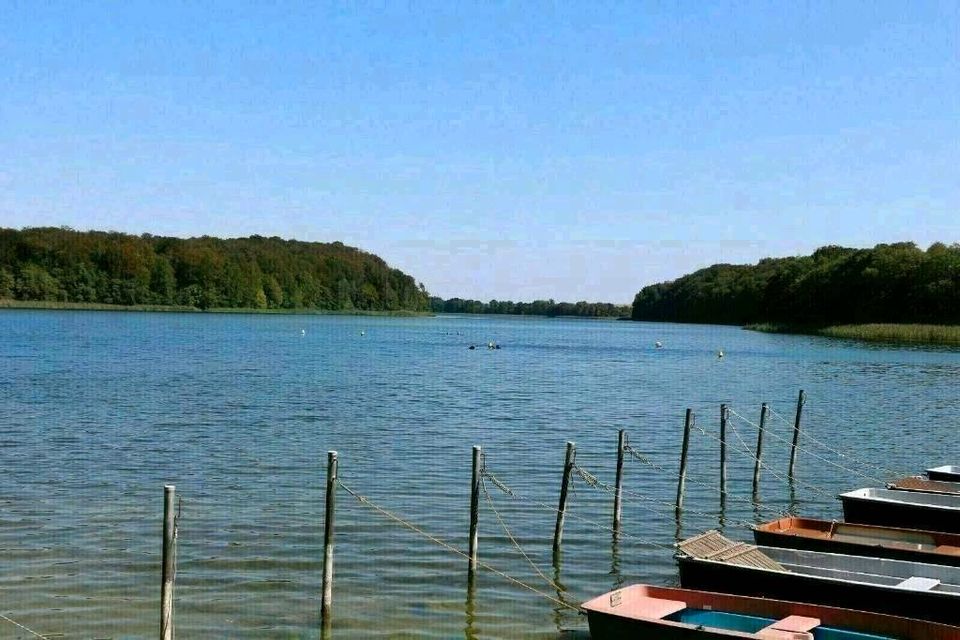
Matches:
[613,430,626,535]
[788,389,806,480]
[553,441,576,555]
[675,409,693,513]
[468,445,482,579]
[321,451,338,628]
[719,404,728,500]
[752,404,768,493]
[161,484,176,640]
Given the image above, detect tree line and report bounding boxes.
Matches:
[0,227,430,312]
[631,242,960,326]
[430,297,630,318]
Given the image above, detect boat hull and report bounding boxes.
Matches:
[678,555,960,626]
[841,494,960,533]
[929,466,960,482]
[752,518,960,567]
[583,584,960,640]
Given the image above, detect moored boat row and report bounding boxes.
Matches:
[581,461,960,638]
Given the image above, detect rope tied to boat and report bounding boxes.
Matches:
[336,477,581,613]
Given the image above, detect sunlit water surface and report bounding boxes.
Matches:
[1,310,958,638]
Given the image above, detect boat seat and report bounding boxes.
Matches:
[757,615,819,640]
[610,594,686,620]
[896,576,940,591]
[756,631,813,640]
[935,544,960,556]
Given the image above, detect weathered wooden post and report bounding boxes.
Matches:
[788,389,806,480]
[675,409,693,513]
[161,484,176,640]
[613,430,626,535]
[752,404,768,493]
[719,404,728,500]
[553,441,576,555]
[468,445,482,579]
[321,451,338,628]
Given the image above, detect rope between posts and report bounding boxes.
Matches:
[625,442,790,519]
[573,463,758,529]
[765,405,905,479]
[727,406,883,485]
[481,468,676,553]
[724,411,835,499]
[480,477,562,591]
[336,479,580,613]
[732,407,886,484]
[0,614,49,639]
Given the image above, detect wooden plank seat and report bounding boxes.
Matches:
[757,615,819,639]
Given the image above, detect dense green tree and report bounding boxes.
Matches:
[0,267,15,298]
[632,242,960,326]
[0,227,430,312]
[429,296,631,318]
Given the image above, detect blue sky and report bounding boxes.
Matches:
[1,2,957,302]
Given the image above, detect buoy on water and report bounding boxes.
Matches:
[655,341,663,349]
[717,350,724,359]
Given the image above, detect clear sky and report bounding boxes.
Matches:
[1,2,958,302]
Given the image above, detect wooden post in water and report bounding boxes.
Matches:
[675,409,693,513]
[788,389,806,480]
[613,430,626,535]
[752,404,768,493]
[553,441,576,555]
[468,445,482,579]
[719,404,728,500]
[321,451,338,628]
[160,484,176,640]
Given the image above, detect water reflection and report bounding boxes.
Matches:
[464,575,477,640]
[609,534,624,590]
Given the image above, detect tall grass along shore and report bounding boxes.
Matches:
[0,299,431,316]
[747,322,960,346]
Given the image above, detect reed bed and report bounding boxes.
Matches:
[746,322,960,346]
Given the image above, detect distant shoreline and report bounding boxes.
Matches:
[0,299,432,317]
[745,322,960,346]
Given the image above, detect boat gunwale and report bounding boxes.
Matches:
[581,583,960,639]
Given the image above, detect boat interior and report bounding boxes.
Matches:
[678,531,960,594]
[583,585,902,639]
[842,487,960,508]
[755,518,960,555]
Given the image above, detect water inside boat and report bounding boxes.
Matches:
[664,609,895,639]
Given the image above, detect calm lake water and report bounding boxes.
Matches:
[2,310,959,638]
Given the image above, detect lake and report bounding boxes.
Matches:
[1,310,958,638]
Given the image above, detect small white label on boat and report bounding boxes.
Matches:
[610,591,622,607]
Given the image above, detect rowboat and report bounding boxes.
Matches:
[752,516,960,566]
[582,583,960,639]
[676,530,960,625]
[841,488,960,533]
[889,476,960,496]
[929,466,960,482]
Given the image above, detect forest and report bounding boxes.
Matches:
[430,297,630,318]
[631,242,960,326]
[0,227,430,312]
